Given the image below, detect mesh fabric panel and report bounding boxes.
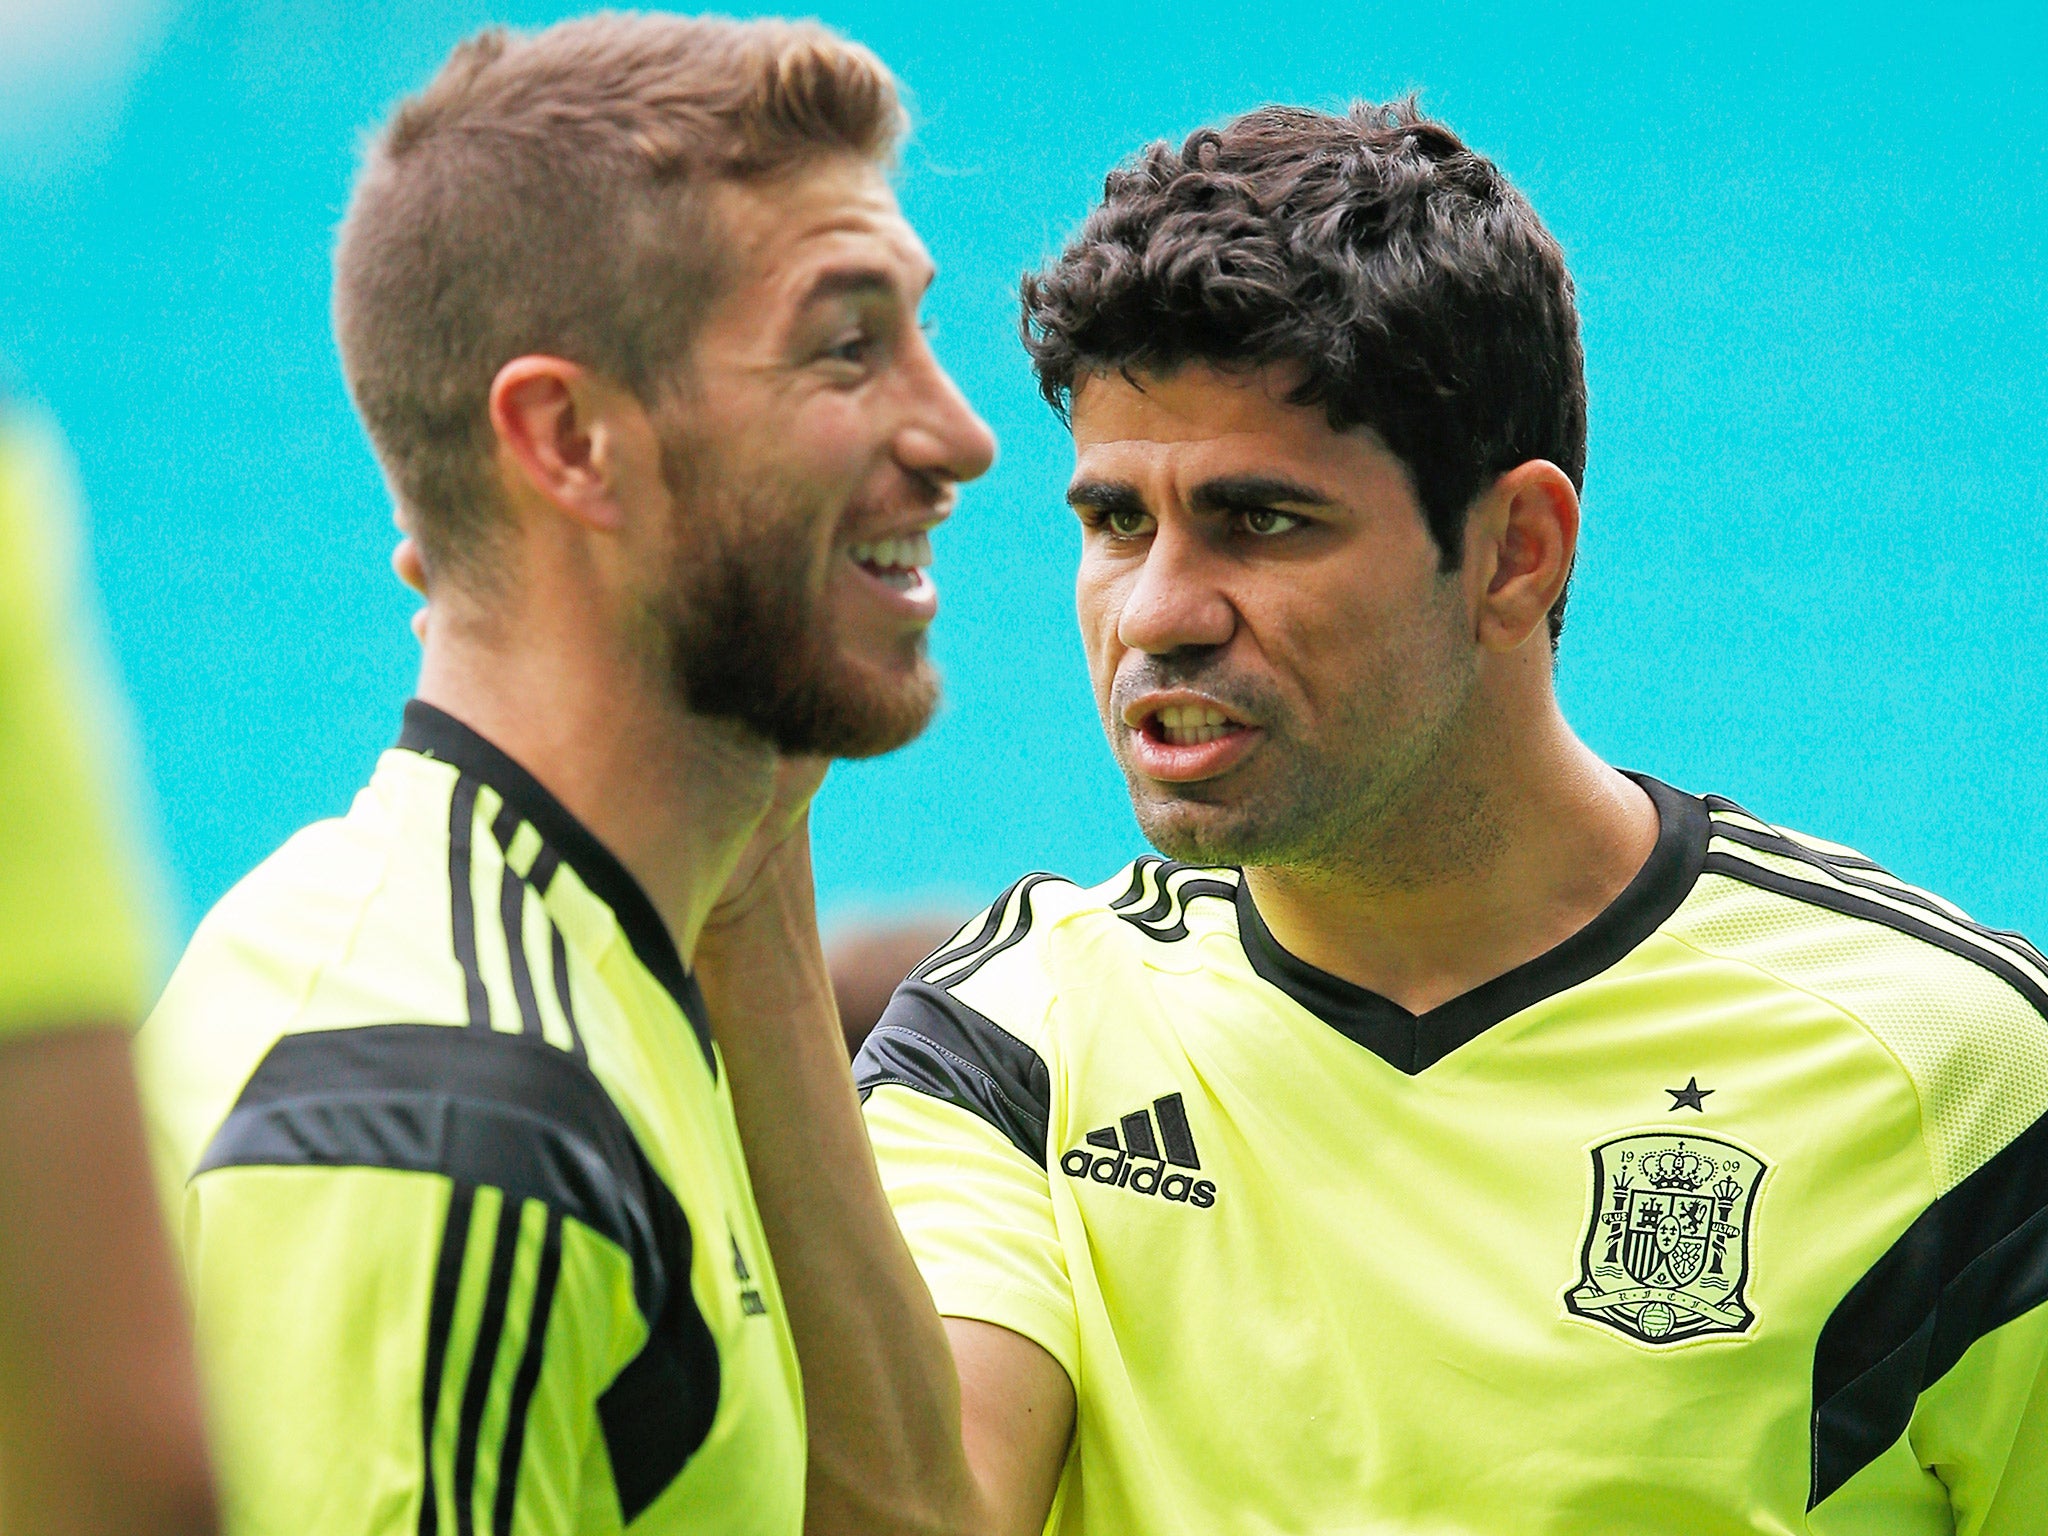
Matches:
[1674,871,2048,1194]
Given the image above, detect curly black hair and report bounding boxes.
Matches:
[1021,99,1586,643]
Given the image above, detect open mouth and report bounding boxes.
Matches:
[848,531,933,592]
[1141,703,1249,748]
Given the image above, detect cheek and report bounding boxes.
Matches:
[1251,572,1419,711]
[735,394,877,503]
[1073,557,1124,683]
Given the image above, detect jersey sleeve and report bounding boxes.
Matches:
[1808,1079,2048,1533]
[0,411,153,1035]
[1912,1300,2048,1536]
[180,1023,720,1535]
[854,882,1080,1383]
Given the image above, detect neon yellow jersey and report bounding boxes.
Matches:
[0,409,152,1034]
[138,702,804,1536]
[856,776,2048,1535]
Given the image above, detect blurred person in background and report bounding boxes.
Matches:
[137,14,996,1535]
[0,393,217,1534]
[826,915,962,1056]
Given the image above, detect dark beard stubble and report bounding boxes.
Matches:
[1111,623,1481,886]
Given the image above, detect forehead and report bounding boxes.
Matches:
[710,158,931,303]
[1069,365,1404,495]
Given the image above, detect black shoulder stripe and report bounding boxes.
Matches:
[485,813,583,1055]
[548,923,587,1063]
[491,1210,562,1535]
[914,894,1010,982]
[1109,858,1162,913]
[927,874,1062,992]
[1709,821,2048,975]
[1702,798,1884,871]
[488,807,547,1043]
[417,1182,475,1536]
[453,1194,522,1532]
[501,868,545,1040]
[853,981,1052,1167]
[1120,873,1237,944]
[403,701,715,1078]
[1702,852,2048,1023]
[1124,861,1187,928]
[197,1025,655,1259]
[198,1025,719,1516]
[1810,1108,2048,1507]
[449,777,490,1031]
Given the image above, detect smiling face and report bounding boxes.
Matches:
[1070,364,1484,871]
[645,156,995,757]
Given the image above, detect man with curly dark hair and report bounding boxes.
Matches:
[851,101,2048,1533]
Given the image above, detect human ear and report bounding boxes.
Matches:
[487,357,646,534]
[1470,460,1578,653]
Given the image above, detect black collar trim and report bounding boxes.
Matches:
[1234,773,1709,1074]
[397,700,714,1074]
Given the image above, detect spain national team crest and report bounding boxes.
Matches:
[1565,1130,1768,1346]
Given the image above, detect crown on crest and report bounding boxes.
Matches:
[1641,1143,1712,1190]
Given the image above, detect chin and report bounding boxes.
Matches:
[780,652,940,760]
[1130,793,1263,868]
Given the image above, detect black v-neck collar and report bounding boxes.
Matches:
[397,700,715,1074]
[1233,773,1708,1074]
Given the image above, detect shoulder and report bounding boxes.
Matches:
[915,859,1243,1016]
[1672,793,2048,1191]
[138,776,439,1178]
[852,859,1239,1164]
[880,858,1239,1036]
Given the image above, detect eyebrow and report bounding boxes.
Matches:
[1065,473,1336,514]
[797,267,899,308]
[795,262,936,310]
[1065,478,1147,515]
[1188,474,1336,513]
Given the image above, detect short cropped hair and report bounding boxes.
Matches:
[334,12,904,583]
[1021,100,1586,643]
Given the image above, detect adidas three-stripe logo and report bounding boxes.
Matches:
[1059,1092,1219,1208]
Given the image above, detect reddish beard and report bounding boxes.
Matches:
[654,423,940,758]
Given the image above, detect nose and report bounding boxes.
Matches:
[896,337,997,489]
[1115,517,1236,655]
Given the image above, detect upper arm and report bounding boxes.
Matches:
[856,976,1078,1384]
[0,412,151,1036]
[948,1317,1074,1536]
[856,963,1080,1534]
[0,1028,216,1535]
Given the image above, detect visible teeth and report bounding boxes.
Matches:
[1153,704,1238,745]
[849,531,935,572]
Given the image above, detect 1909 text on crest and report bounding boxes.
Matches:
[1565,1130,1768,1347]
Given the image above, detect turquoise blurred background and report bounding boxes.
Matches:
[3,0,2044,938]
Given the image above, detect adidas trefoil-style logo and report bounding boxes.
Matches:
[1059,1092,1217,1208]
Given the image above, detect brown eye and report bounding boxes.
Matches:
[1243,508,1302,535]
[824,332,873,365]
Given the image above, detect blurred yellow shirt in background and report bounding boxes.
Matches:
[0,407,154,1034]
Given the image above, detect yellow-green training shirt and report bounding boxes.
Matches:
[0,408,151,1034]
[855,775,2048,1534]
[139,702,804,1536]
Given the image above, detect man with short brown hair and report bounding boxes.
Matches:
[139,14,993,1532]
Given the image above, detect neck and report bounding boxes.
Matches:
[1241,687,1658,1016]
[413,595,776,968]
